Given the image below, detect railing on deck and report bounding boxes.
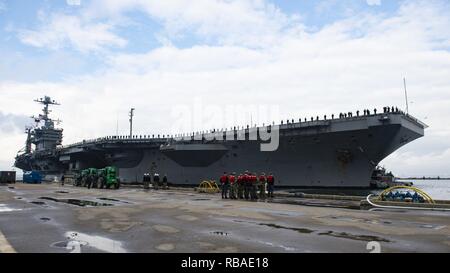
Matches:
[56,108,425,150]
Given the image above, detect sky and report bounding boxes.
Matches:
[0,0,450,177]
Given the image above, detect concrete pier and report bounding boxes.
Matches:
[0,183,449,253]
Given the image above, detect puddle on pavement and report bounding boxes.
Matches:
[325,215,380,225]
[8,187,15,189]
[322,215,446,230]
[233,219,315,234]
[0,204,22,212]
[55,231,126,253]
[51,239,89,252]
[233,219,390,243]
[318,231,391,242]
[269,198,361,210]
[256,240,296,251]
[97,197,131,204]
[417,223,446,230]
[40,217,51,222]
[259,223,314,234]
[55,191,69,194]
[52,241,70,248]
[156,243,175,251]
[192,198,211,201]
[211,231,230,236]
[239,207,304,217]
[39,197,113,207]
[30,201,47,206]
[368,208,408,213]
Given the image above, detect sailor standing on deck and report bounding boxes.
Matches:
[220,172,229,199]
[267,173,275,198]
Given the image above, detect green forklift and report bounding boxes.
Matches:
[76,168,98,188]
[79,169,91,187]
[76,166,120,189]
[97,166,120,189]
[85,168,99,189]
[73,171,83,187]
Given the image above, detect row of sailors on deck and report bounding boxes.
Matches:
[281,106,402,124]
[340,106,400,118]
[102,106,403,140]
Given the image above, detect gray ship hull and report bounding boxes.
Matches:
[15,112,426,188]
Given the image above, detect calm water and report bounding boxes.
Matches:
[399,179,450,201]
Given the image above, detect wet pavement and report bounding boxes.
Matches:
[0,183,449,253]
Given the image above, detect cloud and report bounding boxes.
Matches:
[66,0,81,6]
[85,0,303,48]
[384,147,450,177]
[2,0,450,177]
[0,111,29,134]
[0,1,6,13]
[366,0,381,6]
[107,45,269,73]
[18,13,127,53]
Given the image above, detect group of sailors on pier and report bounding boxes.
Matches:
[142,173,169,190]
[219,171,275,200]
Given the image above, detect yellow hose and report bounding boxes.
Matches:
[367,194,450,211]
[198,180,219,193]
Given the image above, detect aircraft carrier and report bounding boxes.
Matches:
[14,96,427,188]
